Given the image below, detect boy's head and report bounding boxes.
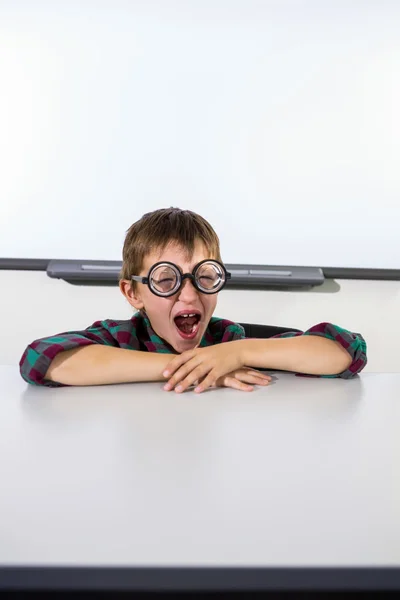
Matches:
[119,207,226,353]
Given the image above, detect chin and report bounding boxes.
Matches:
[173,339,199,354]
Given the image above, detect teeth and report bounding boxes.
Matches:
[179,313,197,317]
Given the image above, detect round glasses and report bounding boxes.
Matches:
[131,259,231,297]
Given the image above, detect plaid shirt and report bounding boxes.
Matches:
[19,312,367,387]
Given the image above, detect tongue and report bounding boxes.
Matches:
[175,316,198,332]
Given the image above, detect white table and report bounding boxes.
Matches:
[0,365,399,592]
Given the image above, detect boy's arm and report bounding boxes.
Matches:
[19,319,173,387]
[44,345,173,386]
[242,322,367,379]
[160,322,366,393]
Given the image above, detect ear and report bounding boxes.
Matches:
[119,279,145,310]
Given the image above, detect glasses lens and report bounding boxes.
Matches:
[195,261,225,292]
[150,265,178,295]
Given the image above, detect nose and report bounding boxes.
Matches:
[177,277,199,302]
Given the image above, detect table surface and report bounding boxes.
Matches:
[1,365,399,589]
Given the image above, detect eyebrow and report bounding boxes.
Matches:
[150,259,210,273]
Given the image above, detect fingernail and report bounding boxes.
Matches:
[163,370,169,377]
[164,384,172,391]
[175,385,183,392]
[194,386,202,393]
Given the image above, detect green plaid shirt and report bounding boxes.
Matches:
[19,311,367,387]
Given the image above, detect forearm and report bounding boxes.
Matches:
[45,344,173,386]
[240,335,352,376]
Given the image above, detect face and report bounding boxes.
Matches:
[120,241,219,353]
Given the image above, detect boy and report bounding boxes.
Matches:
[19,208,367,392]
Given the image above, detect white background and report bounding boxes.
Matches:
[1,0,399,268]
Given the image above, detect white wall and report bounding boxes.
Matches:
[1,269,399,373]
[1,0,400,269]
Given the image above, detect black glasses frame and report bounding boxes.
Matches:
[131,259,231,297]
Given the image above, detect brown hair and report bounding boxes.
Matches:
[119,207,222,287]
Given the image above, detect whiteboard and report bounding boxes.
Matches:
[1,0,399,269]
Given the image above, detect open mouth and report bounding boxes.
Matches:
[174,313,201,339]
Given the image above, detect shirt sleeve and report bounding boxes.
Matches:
[221,322,246,342]
[19,320,122,387]
[270,322,367,379]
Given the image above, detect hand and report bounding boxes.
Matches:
[214,367,272,392]
[162,341,271,393]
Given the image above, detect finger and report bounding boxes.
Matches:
[163,351,195,378]
[235,372,270,386]
[243,369,272,381]
[164,361,209,392]
[256,373,272,381]
[163,357,201,390]
[194,370,220,393]
[173,364,211,393]
[222,376,254,392]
